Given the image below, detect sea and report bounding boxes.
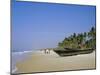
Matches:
[11,50,36,73]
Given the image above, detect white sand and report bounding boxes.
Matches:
[15,50,95,73]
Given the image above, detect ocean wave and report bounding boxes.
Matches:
[11,50,34,73]
[12,50,33,55]
[12,66,18,74]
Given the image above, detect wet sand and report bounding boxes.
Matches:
[15,50,95,73]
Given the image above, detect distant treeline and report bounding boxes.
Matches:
[58,26,96,49]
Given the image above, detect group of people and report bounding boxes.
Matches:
[44,49,51,54]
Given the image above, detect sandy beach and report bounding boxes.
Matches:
[15,50,95,74]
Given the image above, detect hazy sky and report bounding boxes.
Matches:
[12,0,96,52]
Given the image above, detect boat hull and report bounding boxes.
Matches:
[53,48,94,57]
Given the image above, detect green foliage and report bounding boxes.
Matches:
[58,26,96,49]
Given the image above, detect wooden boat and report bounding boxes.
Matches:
[53,47,94,57]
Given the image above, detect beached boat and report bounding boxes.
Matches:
[53,47,94,57]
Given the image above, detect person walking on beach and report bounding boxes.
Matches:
[46,49,49,54]
[44,49,50,54]
[48,49,50,54]
[44,49,46,54]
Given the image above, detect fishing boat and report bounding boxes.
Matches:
[53,47,94,57]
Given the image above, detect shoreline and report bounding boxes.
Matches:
[11,50,37,73]
[12,66,18,74]
[13,50,95,74]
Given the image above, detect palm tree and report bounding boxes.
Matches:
[88,26,96,49]
[71,33,78,48]
[88,26,95,39]
[76,33,84,49]
[58,26,96,49]
[83,32,87,48]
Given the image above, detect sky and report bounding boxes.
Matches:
[11,0,96,52]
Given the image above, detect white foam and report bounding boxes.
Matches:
[12,50,33,55]
[12,66,18,73]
